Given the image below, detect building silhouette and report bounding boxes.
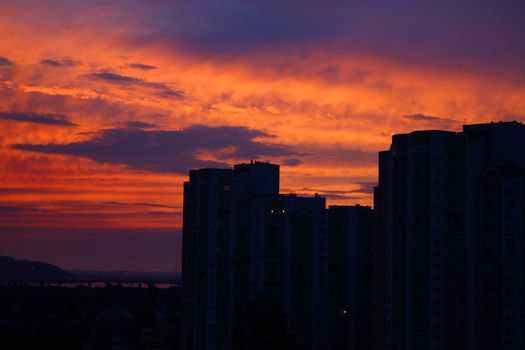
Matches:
[182,161,374,350]
[182,121,525,350]
[182,163,279,350]
[375,121,525,350]
[326,205,377,350]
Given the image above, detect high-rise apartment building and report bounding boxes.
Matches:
[182,161,375,350]
[326,205,376,350]
[375,121,525,350]
[233,192,328,349]
[182,162,279,350]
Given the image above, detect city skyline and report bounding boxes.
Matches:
[2,1,525,271]
[182,121,525,349]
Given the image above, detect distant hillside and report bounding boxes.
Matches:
[0,256,74,283]
[70,270,179,284]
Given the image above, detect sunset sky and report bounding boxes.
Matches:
[1,0,525,271]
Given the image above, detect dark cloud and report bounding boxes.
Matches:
[402,114,459,129]
[0,188,52,196]
[282,158,302,166]
[297,182,376,197]
[282,187,366,201]
[5,1,525,78]
[120,0,525,78]
[85,72,142,84]
[127,63,157,70]
[0,187,90,196]
[13,124,300,173]
[83,71,184,98]
[148,210,180,216]
[323,193,364,201]
[40,58,81,67]
[135,202,179,209]
[102,201,179,209]
[134,1,337,55]
[0,206,23,212]
[0,111,77,126]
[353,182,376,194]
[0,205,46,213]
[125,121,158,129]
[403,114,452,122]
[0,56,13,66]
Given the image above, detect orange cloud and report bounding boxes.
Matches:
[1,1,525,270]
